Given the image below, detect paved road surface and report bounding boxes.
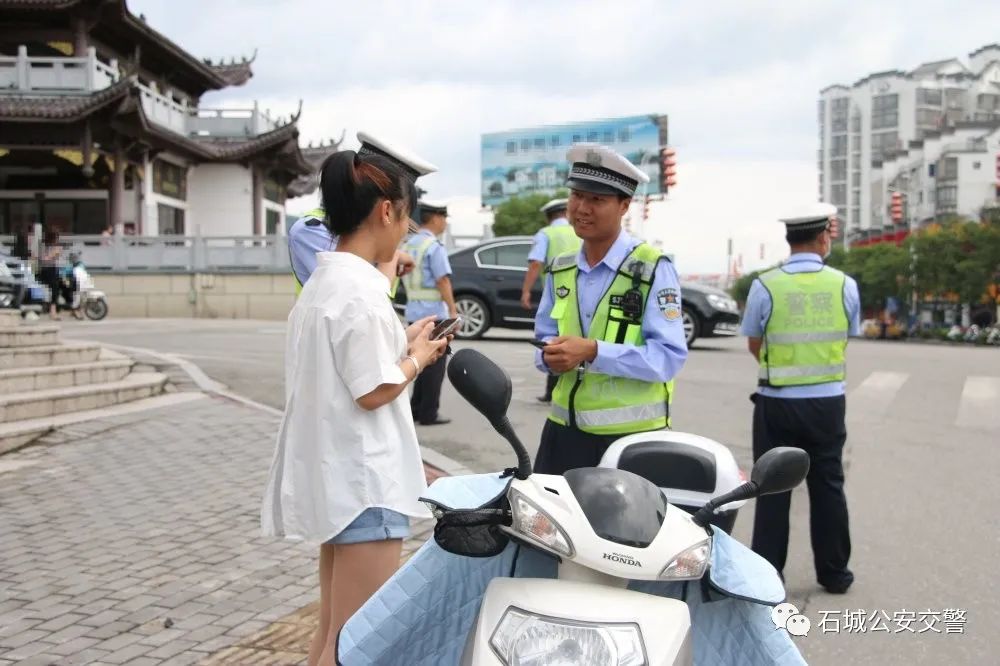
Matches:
[60,318,997,664]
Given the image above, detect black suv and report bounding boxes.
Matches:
[394,237,741,345]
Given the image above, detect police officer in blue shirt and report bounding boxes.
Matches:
[522,198,581,403]
[741,203,860,594]
[533,144,688,474]
[287,132,437,291]
[403,200,457,426]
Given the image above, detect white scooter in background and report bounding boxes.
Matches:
[68,252,109,321]
[338,349,810,665]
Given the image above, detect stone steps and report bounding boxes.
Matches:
[0,356,134,393]
[0,315,174,452]
[0,341,103,370]
[0,372,168,423]
[0,325,60,349]
[0,392,207,455]
[0,310,20,327]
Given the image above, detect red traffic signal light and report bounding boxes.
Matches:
[995,153,1000,183]
[660,147,677,191]
[890,191,903,223]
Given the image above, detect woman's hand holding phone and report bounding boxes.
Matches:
[405,316,436,344]
[408,321,449,372]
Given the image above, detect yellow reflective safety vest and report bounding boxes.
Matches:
[758,265,849,387]
[403,234,443,302]
[542,223,581,272]
[548,243,674,435]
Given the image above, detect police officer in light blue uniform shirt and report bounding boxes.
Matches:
[403,200,457,426]
[526,203,571,264]
[288,210,336,288]
[287,131,438,289]
[740,202,861,595]
[532,144,688,474]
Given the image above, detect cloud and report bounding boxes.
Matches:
[129,0,1000,273]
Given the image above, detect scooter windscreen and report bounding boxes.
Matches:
[564,467,668,549]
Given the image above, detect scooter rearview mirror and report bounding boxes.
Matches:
[447,348,532,479]
[692,447,810,529]
[448,348,512,424]
[750,447,810,496]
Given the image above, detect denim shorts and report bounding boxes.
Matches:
[326,507,411,545]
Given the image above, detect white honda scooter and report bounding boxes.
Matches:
[438,349,810,666]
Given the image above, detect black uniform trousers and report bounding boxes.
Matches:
[541,374,558,401]
[533,420,621,474]
[750,393,853,588]
[410,353,447,424]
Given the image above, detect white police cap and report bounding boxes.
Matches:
[565,143,649,197]
[417,198,448,217]
[778,202,838,232]
[539,198,568,214]
[357,131,438,180]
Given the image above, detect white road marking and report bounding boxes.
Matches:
[956,376,1000,430]
[848,371,909,419]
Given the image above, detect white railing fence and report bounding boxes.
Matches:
[0,235,292,273]
[0,225,496,273]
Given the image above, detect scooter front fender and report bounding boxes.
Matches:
[461,577,692,666]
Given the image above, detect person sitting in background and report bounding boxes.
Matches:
[37,230,64,321]
[12,227,31,261]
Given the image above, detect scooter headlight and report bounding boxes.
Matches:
[659,538,711,580]
[490,607,647,666]
[509,490,574,557]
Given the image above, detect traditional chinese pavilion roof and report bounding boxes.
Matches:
[0,77,132,120]
[203,51,257,88]
[0,79,315,177]
[287,134,345,197]
[0,0,253,96]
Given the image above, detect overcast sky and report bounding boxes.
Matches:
[133,0,1000,274]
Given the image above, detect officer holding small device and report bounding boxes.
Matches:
[403,200,457,426]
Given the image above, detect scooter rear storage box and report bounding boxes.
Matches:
[599,431,747,535]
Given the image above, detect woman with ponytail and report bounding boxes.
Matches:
[261,150,449,665]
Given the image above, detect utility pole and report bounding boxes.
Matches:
[726,237,733,290]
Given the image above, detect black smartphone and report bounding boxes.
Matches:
[431,317,461,341]
[529,339,548,349]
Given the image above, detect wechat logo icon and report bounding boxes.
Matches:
[771,602,810,638]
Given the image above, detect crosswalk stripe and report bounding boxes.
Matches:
[956,376,1000,430]
[849,371,909,419]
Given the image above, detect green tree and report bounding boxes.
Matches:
[492,190,568,237]
[856,244,910,311]
[729,268,773,305]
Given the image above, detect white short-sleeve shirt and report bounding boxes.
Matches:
[261,251,430,542]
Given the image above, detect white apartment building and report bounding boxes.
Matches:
[872,123,999,235]
[819,44,1000,242]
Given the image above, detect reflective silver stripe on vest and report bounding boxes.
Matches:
[766,331,848,344]
[549,253,578,271]
[759,363,846,380]
[551,401,668,428]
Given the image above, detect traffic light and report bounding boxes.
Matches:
[995,152,1000,183]
[642,194,650,221]
[890,191,903,224]
[660,147,677,193]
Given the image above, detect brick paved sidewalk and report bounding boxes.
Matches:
[0,396,437,665]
